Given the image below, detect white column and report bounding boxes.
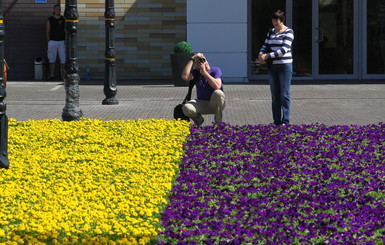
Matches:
[187,0,248,83]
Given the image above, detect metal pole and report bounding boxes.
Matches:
[62,0,83,121]
[102,0,118,105]
[0,0,9,169]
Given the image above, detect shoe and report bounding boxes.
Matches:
[47,75,55,81]
[193,116,204,125]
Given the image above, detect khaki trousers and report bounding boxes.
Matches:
[182,90,225,124]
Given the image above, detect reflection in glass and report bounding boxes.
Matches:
[292,0,312,77]
[367,0,385,74]
[318,0,353,74]
[250,0,285,76]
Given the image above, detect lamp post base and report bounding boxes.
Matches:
[62,111,83,121]
[0,87,9,169]
[0,158,9,169]
[62,73,83,121]
[102,97,119,105]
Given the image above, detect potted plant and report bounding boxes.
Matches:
[170,41,194,87]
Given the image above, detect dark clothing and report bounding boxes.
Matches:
[48,16,65,41]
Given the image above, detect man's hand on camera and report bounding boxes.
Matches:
[199,62,207,73]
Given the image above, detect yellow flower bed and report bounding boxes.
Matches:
[0,118,190,245]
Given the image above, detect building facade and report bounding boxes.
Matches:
[4,0,385,82]
[4,0,186,81]
[189,0,385,82]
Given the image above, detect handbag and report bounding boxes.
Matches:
[263,29,274,69]
[173,77,196,121]
[264,43,273,69]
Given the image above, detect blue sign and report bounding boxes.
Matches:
[35,0,47,3]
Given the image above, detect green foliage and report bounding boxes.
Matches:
[174,41,193,53]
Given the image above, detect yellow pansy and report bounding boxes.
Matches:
[0,118,190,244]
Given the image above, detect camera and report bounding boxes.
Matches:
[199,58,206,63]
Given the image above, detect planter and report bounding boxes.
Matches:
[170,53,193,87]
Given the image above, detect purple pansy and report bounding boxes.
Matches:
[159,123,385,244]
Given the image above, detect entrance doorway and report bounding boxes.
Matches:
[250,0,385,81]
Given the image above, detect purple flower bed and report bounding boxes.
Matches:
[159,123,385,244]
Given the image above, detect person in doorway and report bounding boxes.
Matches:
[181,53,225,125]
[259,9,294,126]
[46,4,66,81]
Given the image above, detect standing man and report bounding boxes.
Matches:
[46,4,65,81]
[181,53,225,125]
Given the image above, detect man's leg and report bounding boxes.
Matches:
[60,64,65,80]
[49,63,55,79]
[208,90,225,124]
[58,41,66,80]
[182,99,209,125]
[47,41,56,79]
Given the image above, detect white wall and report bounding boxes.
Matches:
[187,0,248,83]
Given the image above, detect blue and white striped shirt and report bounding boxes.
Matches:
[259,28,294,64]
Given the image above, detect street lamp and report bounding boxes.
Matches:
[62,0,83,121]
[0,0,9,169]
[102,0,119,105]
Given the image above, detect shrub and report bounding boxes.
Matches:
[173,41,193,54]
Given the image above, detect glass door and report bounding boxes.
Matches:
[249,0,385,80]
[364,0,385,78]
[315,0,356,79]
[290,0,357,79]
[291,0,312,78]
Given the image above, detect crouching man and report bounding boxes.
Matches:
[181,53,225,125]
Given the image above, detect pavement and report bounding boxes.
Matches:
[3,80,385,126]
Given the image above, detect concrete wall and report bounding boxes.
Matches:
[68,0,187,81]
[187,0,248,83]
[4,0,186,81]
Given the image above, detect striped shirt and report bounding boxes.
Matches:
[259,27,294,64]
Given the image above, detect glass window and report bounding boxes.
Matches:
[292,0,312,77]
[250,0,285,76]
[318,0,354,75]
[367,0,385,74]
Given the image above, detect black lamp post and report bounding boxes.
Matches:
[62,0,83,121]
[102,0,118,105]
[0,0,9,169]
